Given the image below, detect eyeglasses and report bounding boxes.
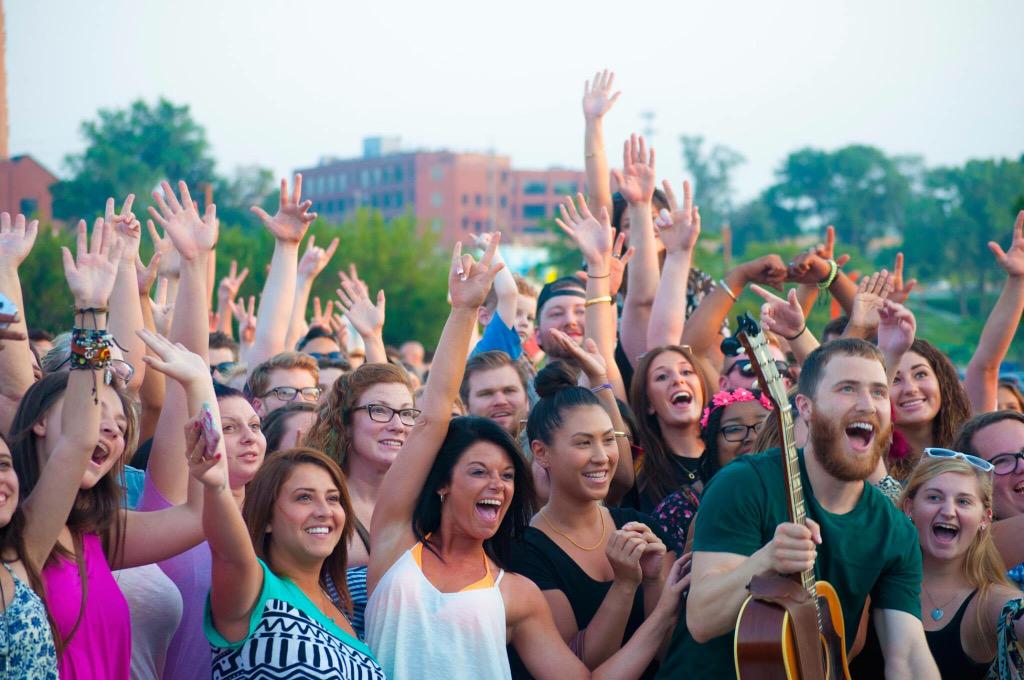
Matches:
[210,361,236,375]
[261,386,322,402]
[988,450,1024,476]
[726,360,792,381]
[309,351,344,362]
[105,359,135,385]
[720,422,764,442]
[353,403,421,427]
[924,447,995,473]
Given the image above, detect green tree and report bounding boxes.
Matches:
[679,135,745,232]
[52,99,217,220]
[17,226,77,333]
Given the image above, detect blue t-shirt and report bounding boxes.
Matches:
[471,313,522,360]
[205,559,384,679]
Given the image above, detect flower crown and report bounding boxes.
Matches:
[700,388,775,430]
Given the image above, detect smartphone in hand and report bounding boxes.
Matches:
[199,403,221,459]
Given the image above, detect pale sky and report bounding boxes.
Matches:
[7,0,1024,203]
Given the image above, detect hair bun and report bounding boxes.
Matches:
[533,361,580,399]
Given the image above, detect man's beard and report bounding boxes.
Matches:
[808,409,890,482]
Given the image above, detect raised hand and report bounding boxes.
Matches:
[151,277,175,336]
[611,134,656,206]
[309,297,335,330]
[582,69,621,120]
[810,225,851,268]
[741,254,788,290]
[250,174,317,244]
[328,314,350,350]
[888,252,917,305]
[147,219,181,280]
[336,267,385,338]
[989,210,1024,278]
[877,299,917,360]
[230,296,257,347]
[217,260,249,303]
[61,218,125,308]
[449,235,504,310]
[848,270,894,334]
[750,285,806,340]
[548,330,607,381]
[297,235,339,281]
[137,328,212,388]
[0,212,39,267]
[785,250,833,285]
[654,180,701,253]
[148,181,218,260]
[555,193,614,268]
[136,251,162,296]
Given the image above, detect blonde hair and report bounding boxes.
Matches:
[900,456,1011,632]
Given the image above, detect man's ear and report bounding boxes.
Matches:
[794,393,813,422]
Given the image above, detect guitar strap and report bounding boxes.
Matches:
[748,574,826,680]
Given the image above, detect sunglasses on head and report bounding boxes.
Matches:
[211,361,236,375]
[309,351,344,362]
[924,447,995,473]
[726,359,792,381]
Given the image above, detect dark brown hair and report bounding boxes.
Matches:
[797,338,885,400]
[953,410,1024,459]
[304,363,413,472]
[629,345,710,506]
[459,350,530,405]
[242,448,355,612]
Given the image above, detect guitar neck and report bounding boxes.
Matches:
[779,408,816,596]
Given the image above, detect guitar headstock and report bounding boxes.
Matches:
[733,313,790,413]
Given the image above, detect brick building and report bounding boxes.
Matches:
[0,154,57,221]
[296,137,585,245]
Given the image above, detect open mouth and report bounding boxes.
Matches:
[0,492,9,505]
[670,391,693,408]
[931,522,959,544]
[844,421,875,452]
[1013,481,1024,496]
[475,498,502,523]
[304,526,332,537]
[90,443,111,466]
[489,411,512,420]
[379,439,404,450]
[582,470,608,484]
[898,398,925,410]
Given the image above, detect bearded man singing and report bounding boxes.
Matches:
[657,339,940,679]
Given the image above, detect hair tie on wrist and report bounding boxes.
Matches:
[590,383,613,394]
[585,296,613,307]
[585,272,610,279]
[783,325,807,341]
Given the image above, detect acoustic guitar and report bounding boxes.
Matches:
[732,314,851,680]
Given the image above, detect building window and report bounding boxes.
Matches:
[462,217,470,230]
[474,221,483,232]
[395,192,404,208]
[373,168,382,186]
[395,165,404,183]
[370,194,379,208]
[462,194,469,205]
[475,194,482,206]
[19,198,38,216]
[360,170,370,188]
[522,204,547,219]
[553,182,577,195]
[431,166,444,181]
[499,196,508,208]
[431,218,443,232]
[431,192,443,207]
[324,200,334,213]
[523,181,547,195]
[338,199,346,213]
[338,174,348,190]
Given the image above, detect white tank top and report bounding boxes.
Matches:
[365,546,512,680]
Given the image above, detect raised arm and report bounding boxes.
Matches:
[22,218,124,568]
[215,260,248,338]
[876,300,917,385]
[104,195,147,396]
[554,194,626,400]
[285,235,338,349]
[647,180,701,349]
[966,210,1024,413]
[336,264,387,364]
[750,285,820,366]
[617,135,660,366]
[368,238,502,584]
[247,175,317,366]
[0,212,39,433]
[473,231,517,334]
[842,270,894,341]
[146,180,219,505]
[582,69,620,216]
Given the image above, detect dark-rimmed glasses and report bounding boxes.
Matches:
[924,447,995,473]
[720,422,764,442]
[261,386,322,402]
[988,451,1024,476]
[353,403,421,427]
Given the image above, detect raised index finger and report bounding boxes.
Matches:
[749,284,781,304]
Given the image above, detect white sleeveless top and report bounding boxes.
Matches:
[365,546,512,680]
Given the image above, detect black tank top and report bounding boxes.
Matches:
[924,590,991,679]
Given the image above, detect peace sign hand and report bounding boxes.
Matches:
[217,260,249,303]
[229,296,257,347]
[297,235,339,281]
[250,174,317,244]
[106,194,141,262]
[654,180,701,254]
[449,234,504,310]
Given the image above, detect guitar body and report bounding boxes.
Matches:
[734,580,851,680]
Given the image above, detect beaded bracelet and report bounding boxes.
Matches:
[590,383,613,394]
[70,328,115,404]
[817,259,839,290]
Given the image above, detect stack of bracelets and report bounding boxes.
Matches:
[71,308,115,403]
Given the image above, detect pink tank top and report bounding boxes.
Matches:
[42,532,131,679]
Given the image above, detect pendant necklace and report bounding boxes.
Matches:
[674,453,704,482]
[922,581,959,622]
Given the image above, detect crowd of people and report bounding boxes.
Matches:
[0,70,1022,679]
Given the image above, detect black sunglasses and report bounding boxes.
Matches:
[726,359,792,381]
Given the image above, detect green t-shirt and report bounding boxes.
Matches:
[658,448,922,679]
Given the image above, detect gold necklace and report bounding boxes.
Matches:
[540,508,607,551]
